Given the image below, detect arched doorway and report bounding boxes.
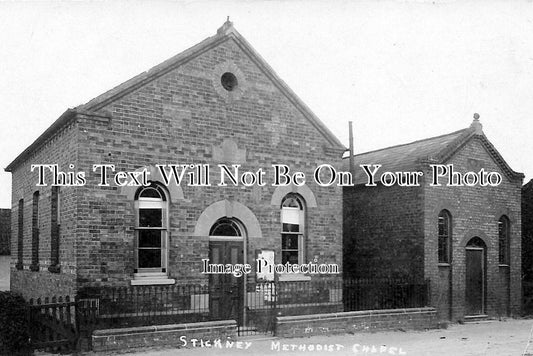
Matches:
[465,237,486,315]
[208,217,245,321]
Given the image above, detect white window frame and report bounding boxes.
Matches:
[132,184,174,285]
[280,195,306,259]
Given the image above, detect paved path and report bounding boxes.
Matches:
[81,318,533,356]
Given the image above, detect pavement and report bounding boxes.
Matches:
[78,318,533,356]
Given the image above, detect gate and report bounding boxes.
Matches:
[28,296,79,353]
[238,281,277,336]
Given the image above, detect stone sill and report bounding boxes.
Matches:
[131,275,175,286]
[278,274,312,282]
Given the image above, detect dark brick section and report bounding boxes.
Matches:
[275,307,437,337]
[523,180,533,282]
[343,184,424,280]
[91,320,237,352]
[0,209,10,255]
[522,179,533,313]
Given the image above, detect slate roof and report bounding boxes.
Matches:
[347,121,523,185]
[6,21,345,172]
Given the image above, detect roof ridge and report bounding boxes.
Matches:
[350,127,469,158]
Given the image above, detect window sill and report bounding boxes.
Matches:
[499,264,510,268]
[131,278,175,286]
[278,274,312,282]
[438,263,451,267]
[131,273,175,286]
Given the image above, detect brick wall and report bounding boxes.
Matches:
[424,137,522,320]
[522,180,533,313]
[72,36,343,289]
[343,184,425,280]
[0,209,10,255]
[275,307,437,338]
[91,320,236,352]
[522,180,533,283]
[9,119,79,299]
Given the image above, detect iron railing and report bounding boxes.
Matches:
[26,277,430,351]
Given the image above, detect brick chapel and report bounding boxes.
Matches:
[5,21,345,309]
[343,117,524,320]
[5,21,525,323]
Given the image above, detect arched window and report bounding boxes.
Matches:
[438,210,452,264]
[134,183,168,274]
[16,198,23,270]
[49,186,60,273]
[210,218,242,237]
[498,215,510,265]
[281,194,305,265]
[30,191,40,271]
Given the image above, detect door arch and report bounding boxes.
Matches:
[465,237,487,315]
[208,217,245,321]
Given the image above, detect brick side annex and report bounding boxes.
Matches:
[5,21,345,301]
[343,118,524,321]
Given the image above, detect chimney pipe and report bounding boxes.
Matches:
[349,121,355,176]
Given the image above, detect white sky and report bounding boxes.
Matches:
[1,0,532,208]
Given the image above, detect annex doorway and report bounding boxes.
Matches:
[208,218,245,322]
[465,237,486,315]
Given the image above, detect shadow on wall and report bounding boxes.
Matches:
[0,255,10,291]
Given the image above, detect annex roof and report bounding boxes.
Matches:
[346,116,524,185]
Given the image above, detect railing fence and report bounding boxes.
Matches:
[26,277,429,352]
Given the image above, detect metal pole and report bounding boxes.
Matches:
[349,121,355,175]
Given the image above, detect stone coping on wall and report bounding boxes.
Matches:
[275,307,438,337]
[92,320,237,352]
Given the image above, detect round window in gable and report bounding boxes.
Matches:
[221,72,238,91]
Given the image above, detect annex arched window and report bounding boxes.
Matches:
[281,194,305,265]
[134,183,168,274]
[438,210,452,264]
[498,215,510,265]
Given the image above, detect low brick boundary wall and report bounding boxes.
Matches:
[92,320,236,352]
[275,307,437,337]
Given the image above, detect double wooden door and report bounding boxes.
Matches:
[208,241,244,320]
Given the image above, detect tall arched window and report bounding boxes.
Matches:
[281,194,305,265]
[30,191,40,271]
[49,186,60,273]
[16,198,23,270]
[498,215,510,265]
[438,210,452,264]
[134,183,168,274]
